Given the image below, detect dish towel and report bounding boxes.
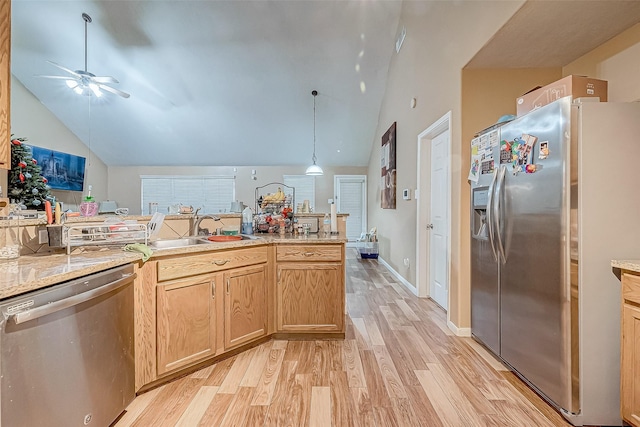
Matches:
[123,243,153,262]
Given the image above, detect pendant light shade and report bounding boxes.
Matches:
[305,90,323,176]
[305,163,324,175]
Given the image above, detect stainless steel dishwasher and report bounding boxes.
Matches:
[0,264,136,427]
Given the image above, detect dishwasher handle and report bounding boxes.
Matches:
[9,273,136,325]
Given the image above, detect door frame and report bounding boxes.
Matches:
[416,111,452,300]
[334,174,367,246]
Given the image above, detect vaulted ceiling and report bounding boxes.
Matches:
[11,0,402,167]
[11,1,640,169]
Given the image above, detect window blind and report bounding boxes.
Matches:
[283,175,315,213]
[141,176,235,214]
[338,180,365,241]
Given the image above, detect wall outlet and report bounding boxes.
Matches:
[403,257,410,267]
[38,228,49,245]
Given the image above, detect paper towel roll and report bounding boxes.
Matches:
[330,203,337,233]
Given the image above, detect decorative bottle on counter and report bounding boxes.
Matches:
[80,185,98,217]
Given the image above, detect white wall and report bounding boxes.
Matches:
[10,75,109,209]
[108,165,365,215]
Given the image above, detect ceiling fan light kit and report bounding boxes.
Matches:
[305,90,323,176]
[38,12,129,99]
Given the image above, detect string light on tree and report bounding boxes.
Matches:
[8,136,52,210]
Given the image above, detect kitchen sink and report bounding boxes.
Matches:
[149,234,261,249]
[149,237,211,249]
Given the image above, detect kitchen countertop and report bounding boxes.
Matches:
[0,233,347,300]
[611,260,640,274]
[0,249,143,300]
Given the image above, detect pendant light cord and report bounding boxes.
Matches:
[312,92,317,164]
[305,90,323,175]
[312,90,318,164]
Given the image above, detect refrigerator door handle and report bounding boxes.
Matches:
[486,168,498,262]
[494,165,507,264]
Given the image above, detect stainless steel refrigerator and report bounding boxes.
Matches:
[470,96,640,426]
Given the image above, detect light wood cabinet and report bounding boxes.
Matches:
[156,274,217,375]
[149,246,268,382]
[157,246,267,281]
[224,264,267,349]
[621,272,640,427]
[276,244,345,334]
[134,241,344,391]
[0,1,10,170]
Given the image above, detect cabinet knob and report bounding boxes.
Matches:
[212,259,230,266]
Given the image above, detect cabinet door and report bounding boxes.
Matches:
[277,263,343,332]
[0,1,10,170]
[157,275,217,375]
[224,264,267,349]
[622,302,640,426]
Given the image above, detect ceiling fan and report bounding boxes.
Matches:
[38,13,130,99]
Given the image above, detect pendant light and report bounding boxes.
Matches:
[305,90,324,176]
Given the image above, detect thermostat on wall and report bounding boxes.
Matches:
[402,188,411,200]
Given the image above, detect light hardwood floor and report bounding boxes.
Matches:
[115,249,573,427]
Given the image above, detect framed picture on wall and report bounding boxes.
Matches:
[381,122,396,209]
[28,145,86,192]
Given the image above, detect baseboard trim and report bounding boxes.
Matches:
[375,256,470,337]
[377,256,419,297]
[448,320,471,337]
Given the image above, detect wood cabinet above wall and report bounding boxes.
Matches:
[0,0,10,170]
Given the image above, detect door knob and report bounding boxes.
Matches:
[426,224,434,229]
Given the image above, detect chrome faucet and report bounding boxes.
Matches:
[192,214,221,236]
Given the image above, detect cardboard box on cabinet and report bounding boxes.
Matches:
[516,75,608,116]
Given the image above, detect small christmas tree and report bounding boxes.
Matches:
[8,136,52,210]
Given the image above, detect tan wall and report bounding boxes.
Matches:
[108,165,366,215]
[10,76,109,209]
[367,0,524,327]
[563,22,640,102]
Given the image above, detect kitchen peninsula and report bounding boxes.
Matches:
[0,220,347,393]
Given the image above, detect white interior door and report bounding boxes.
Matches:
[334,175,366,242]
[429,131,449,309]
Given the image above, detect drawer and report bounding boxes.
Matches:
[622,272,640,305]
[157,246,268,281]
[276,244,342,262]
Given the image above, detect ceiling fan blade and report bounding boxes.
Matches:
[98,83,130,99]
[46,60,81,77]
[34,75,78,80]
[92,75,119,84]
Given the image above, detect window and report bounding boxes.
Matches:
[283,175,315,213]
[141,176,235,214]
